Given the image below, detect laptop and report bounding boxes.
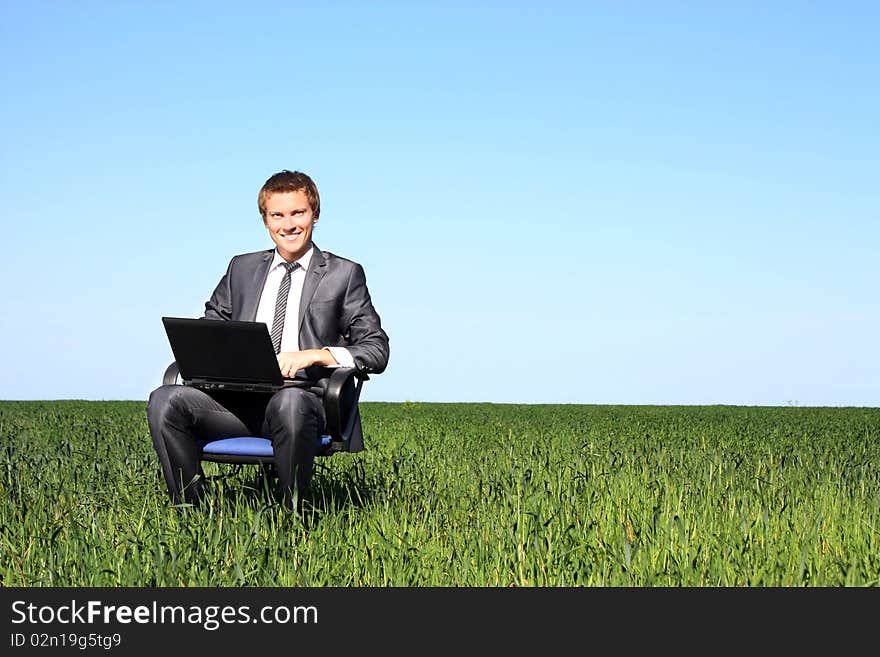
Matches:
[162,316,308,394]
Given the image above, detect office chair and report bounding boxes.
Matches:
[161,361,368,479]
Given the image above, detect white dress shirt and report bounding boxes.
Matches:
[254,246,354,367]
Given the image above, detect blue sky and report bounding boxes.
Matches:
[1,1,877,406]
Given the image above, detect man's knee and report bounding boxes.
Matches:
[147,384,199,431]
[266,387,317,416]
[265,388,324,438]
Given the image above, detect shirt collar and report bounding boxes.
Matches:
[271,245,313,272]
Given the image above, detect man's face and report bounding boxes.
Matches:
[262,190,317,261]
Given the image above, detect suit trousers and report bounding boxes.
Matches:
[147,384,325,505]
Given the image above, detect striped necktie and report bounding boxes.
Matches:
[270,261,300,353]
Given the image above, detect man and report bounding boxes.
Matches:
[147,170,390,508]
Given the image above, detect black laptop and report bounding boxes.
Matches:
[162,316,306,394]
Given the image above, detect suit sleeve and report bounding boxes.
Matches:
[202,258,235,320]
[339,264,390,375]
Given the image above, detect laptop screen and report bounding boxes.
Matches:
[162,317,284,388]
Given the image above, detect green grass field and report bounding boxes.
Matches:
[1,400,878,586]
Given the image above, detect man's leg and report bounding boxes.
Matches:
[146,385,259,504]
[263,387,326,507]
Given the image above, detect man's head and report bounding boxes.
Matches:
[259,170,321,262]
[258,170,320,220]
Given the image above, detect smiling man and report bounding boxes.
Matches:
[146,170,390,508]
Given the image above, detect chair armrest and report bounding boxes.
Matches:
[163,361,180,385]
[322,367,369,441]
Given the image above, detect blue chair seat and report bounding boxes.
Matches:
[202,437,274,457]
[200,435,333,460]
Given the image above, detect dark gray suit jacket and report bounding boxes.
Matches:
[201,244,390,451]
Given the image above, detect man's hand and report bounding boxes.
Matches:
[277,348,338,378]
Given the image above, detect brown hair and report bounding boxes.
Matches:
[257,170,321,218]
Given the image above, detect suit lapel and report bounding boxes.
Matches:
[298,244,327,331]
[242,250,274,321]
